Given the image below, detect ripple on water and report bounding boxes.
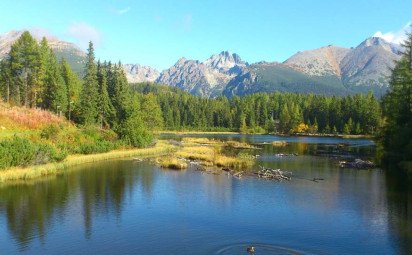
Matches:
[214,243,311,255]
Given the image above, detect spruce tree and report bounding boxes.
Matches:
[8,31,39,106]
[42,46,67,115]
[381,31,412,162]
[97,61,115,128]
[79,41,99,125]
[61,59,81,121]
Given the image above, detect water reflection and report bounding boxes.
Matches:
[385,170,412,255]
[0,160,157,248]
[0,135,410,255]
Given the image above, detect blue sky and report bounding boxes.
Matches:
[0,0,410,70]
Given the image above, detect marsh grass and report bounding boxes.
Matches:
[175,146,216,162]
[225,140,256,149]
[159,138,255,170]
[158,157,188,170]
[0,141,175,183]
[272,141,288,147]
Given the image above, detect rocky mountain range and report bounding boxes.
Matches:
[0,29,403,97]
[134,37,401,97]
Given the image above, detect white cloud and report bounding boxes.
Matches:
[114,6,131,15]
[373,22,411,44]
[180,14,193,32]
[67,22,101,48]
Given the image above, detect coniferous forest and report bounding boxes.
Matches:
[0,31,411,166]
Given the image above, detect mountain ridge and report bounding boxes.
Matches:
[0,30,403,97]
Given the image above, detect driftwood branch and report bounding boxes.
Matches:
[256,166,292,181]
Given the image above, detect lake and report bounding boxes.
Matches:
[0,134,411,255]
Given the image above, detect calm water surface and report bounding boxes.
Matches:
[0,135,411,255]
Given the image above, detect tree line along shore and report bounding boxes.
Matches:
[0,31,410,178]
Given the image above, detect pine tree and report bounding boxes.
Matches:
[140,93,164,130]
[61,58,81,121]
[97,61,115,128]
[79,41,99,125]
[42,43,67,114]
[381,31,412,162]
[8,31,39,106]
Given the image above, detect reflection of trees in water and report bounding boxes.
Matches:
[0,160,156,249]
[0,177,70,250]
[385,171,412,255]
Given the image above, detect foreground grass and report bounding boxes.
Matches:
[0,140,176,183]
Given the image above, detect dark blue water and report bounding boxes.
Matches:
[0,135,410,255]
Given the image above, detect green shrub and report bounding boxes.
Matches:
[78,140,118,154]
[119,113,153,148]
[40,124,61,139]
[0,136,67,170]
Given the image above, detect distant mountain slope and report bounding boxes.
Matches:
[156,52,248,97]
[284,45,350,77]
[223,62,348,97]
[0,30,86,75]
[0,29,402,97]
[340,37,401,92]
[123,64,160,83]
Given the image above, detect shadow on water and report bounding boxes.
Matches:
[385,169,412,255]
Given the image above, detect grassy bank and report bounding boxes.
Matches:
[158,130,373,139]
[0,140,176,183]
[157,130,239,135]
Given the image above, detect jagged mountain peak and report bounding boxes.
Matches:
[357,37,401,55]
[123,64,160,83]
[204,51,246,70]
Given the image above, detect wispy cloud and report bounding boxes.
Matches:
[67,22,101,49]
[182,14,193,32]
[373,22,411,44]
[113,6,131,15]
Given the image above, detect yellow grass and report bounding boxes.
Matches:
[156,131,239,135]
[0,140,176,183]
[175,146,216,162]
[182,137,220,145]
[158,157,188,170]
[225,140,256,149]
[272,141,288,147]
[171,138,255,170]
[214,155,253,169]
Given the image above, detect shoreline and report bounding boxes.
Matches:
[0,140,176,183]
[158,131,373,139]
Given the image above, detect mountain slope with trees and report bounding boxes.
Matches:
[0,30,401,98]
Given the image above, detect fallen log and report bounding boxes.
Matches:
[339,159,375,169]
[256,166,292,181]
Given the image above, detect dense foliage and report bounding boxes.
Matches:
[0,31,153,149]
[381,32,412,164]
[132,83,382,135]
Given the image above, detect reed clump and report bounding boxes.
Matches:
[272,141,288,147]
[158,157,188,170]
[159,138,255,171]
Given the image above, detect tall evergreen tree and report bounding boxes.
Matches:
[97,61,115,128]
[381,31,412,163]
[79,41,99,125]
[41,40,67,114]
[8,31,39,106]
[61,58,81,121]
